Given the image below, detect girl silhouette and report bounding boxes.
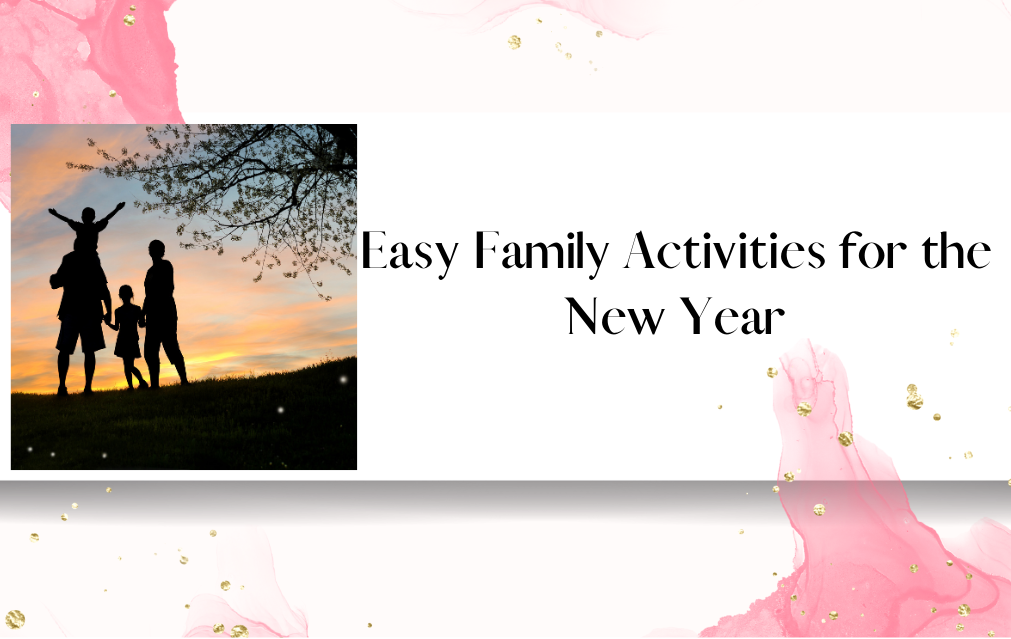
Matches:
[106,284,149,390]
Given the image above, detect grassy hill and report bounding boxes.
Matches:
[11,356,356,470]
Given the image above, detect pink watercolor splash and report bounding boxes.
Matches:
[0,0,183,212]
[395,0,665,40]
[183,528,307,637]
[701,340,1011,637]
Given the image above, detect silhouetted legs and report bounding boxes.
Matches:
[122,357,147,390]
[56,350,95,394]
[145,328,187,388]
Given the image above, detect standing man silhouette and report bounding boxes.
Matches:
[142,240,189,388]
[50,238,113,395]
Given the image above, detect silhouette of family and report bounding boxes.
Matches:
[48,203,189,395]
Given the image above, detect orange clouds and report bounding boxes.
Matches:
[12,124,357,394]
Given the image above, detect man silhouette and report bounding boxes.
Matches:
[50,238,113,395]
[143,240,189,388]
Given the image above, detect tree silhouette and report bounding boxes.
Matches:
[67,124,357,301]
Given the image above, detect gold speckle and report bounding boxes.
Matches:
[109,90,117,97]
[800,611,805,615]
[950,342,954,345]
[106,487,112,493]
[72,503,78,509]
[717,404,722,409]
[185,604,190,609]
[220,581,231,591]
[958,604,970,617]
[933,413,941,421]
[210,530,217,537]
[30,533,39,543]
[536,18,541,23]
[784,471,795,482]
[565,52,572,59]
[123,14,136,26]
[906,384,923,410]
[821,619,826,623]
[966,573,973,580]
[118,556,121,561]
[32,91,39,98]
[61,513,68,521]
[767,367,778,378]
[130,4,137,9]
[230,625,249,638]
[988,632,995,637]
[829,611,838,621]
[951,329,959,338]
[965,451,973,459]
[5,611,26,630]
[739,529,744,534]
[213,623,224,634]
[773,485,780,493]
[838,431,854,446]
[796,402,812,416]
[773,572,777,576]
[507,35,521,50]
[368,623,373,628]
[179,556,189,565]
[240,585,244,590]
[910,564,919,573]
[947,560,953,566]
[956,623,964,632]
[932,607,937,613]
[555,42,562,50]
[596,30,602,37]
[791,595,797,601]
[813,504,826,516]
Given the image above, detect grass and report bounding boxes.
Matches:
[11,356,356,470]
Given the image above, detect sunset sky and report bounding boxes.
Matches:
[11,124,357,393]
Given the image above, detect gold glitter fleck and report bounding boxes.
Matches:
[838,431,854,446]
[240,585,244,590]
[210,530,217,537]
[988,632,995,638]
[958,604,970,617]
[5,611,26,630]
[965,451,973,459]
[718,405,722,409]
[947,560,953,566]
[180,556,189,565]
[906,384,923,410]
[33,91,39,98]
[739,529,744,534]
[369,623,373,628]
[130,4,137,9]
[829,611,838,621]
[932,607,937,613]
[507,35,521,50]
[30,533,39,543]
[796,402,812,416]
[61,513,68,521]
[950,342,954,345]
[800,611,805,615]
[185,604,190,609]
[536,18,542,23]
[773,572,777,576]
[230,625,249,638]
[790,595,797,601]
[784,471,795,482]
[951,329,959,338]
[118,556,121,560]
[966,573,973,580]
[109,90,117,97]
[773,486,780,493]
[933,413,941,421]
[813,504,826,516]
[106,487,112,493]
[910,564,919,573]
[767,367,778,378]
[213,623,224,634]
[221,581,231,591]
[957,623,964,632]
[72,503,78,509]
[821,619,826,623]
[555,42,562,49]
[123,14,135,26]
[596,30,602,37]
[565,52,572,59]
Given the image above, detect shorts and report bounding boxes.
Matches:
[56,317,106,354]
[145,328,183,366]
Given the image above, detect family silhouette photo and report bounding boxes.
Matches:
[12,124,358,471]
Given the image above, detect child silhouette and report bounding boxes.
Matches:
[48,202,126,253]
[106,284,149,390]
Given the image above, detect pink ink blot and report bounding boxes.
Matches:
[395,0,666,40]
[183,528,307,637]
[702,340,1011,636]
[0,0,183,212]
